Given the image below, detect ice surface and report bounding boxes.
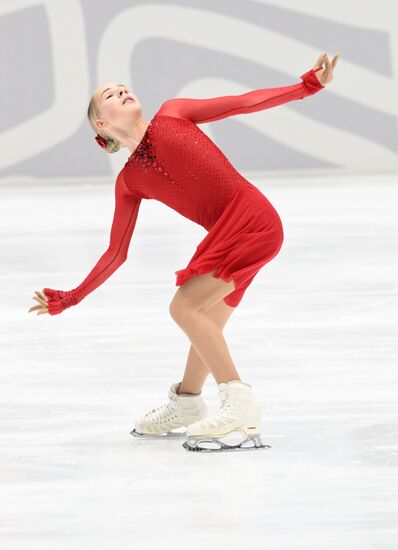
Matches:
[1,173,397,550]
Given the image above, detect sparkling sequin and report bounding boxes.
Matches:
[58,290,78,308]
[46,289,79,314]
[123,114,245,230]
[126,121,178,186]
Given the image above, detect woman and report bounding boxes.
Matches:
[28,52,339,453]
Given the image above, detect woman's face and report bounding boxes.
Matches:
[94,82,142,133]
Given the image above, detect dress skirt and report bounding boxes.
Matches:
[174,181,284,307]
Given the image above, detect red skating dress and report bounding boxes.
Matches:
[44,67,324,315]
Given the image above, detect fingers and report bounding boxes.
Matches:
[33,293,47,307]
[27,305,49,315]
[28,290,50,315]
[332,53,340,68]
[325,53,339,78]
[28,302,48,311]
[41,288,50,301]
[319,51,340,73]
[314,52,326,68]
[36,290,48,303]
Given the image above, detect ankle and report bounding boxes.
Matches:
[177,383,202,396]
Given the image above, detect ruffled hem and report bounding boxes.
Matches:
[175,266,243,307]
[175,265,237,288]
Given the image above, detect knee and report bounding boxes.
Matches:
[168,298,179,322]
[169,295,195,326]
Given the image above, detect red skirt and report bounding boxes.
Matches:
[174,181,284,307]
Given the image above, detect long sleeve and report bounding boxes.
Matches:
[158,67,325,124]
[44,170,142,315]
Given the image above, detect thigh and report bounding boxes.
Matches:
[205,295,236,328]
[170,270,236,314]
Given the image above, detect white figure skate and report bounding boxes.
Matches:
[130,381,208,438]
[182,380,271,452]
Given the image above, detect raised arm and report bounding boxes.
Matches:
[158,67,325,124]
[43,170,142,315]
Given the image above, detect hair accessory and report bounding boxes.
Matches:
[95,134,107,148]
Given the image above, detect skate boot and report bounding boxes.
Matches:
[182,380,272,452]
[130,381,208,438]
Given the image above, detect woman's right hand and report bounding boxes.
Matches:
[28,287,78,316]
[28,289,49,315]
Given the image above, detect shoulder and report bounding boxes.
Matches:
[115,168,141,200]
[114,169,129,199]
[157,98,187,119]
[115,168,127,190]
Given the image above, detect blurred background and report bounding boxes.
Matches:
[1,0,397,178]
[1,2,397,550]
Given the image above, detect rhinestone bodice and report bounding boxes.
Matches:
[121,66,325,231]
[122,114,245,231]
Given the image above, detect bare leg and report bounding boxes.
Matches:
[178,298,236,394]
[169,270,241,386]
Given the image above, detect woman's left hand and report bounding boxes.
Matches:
[313,52,340,86]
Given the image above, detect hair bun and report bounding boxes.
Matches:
[95,134,107,148]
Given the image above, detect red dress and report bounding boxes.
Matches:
[44,67,324,314]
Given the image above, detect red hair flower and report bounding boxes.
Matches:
[95,134,107,148]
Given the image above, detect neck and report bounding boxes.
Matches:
[124,118,150,153]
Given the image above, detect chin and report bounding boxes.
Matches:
[125,103,139,113]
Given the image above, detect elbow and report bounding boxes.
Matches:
[107,246,128,266]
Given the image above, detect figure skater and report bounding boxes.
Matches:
[28,52,339,452]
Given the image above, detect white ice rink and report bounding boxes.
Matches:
[1,173,397,549]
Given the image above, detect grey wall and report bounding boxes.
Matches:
[1,0,396,181]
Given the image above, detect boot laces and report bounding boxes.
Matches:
[143,391,178,423]
[219,389,232,414]
[219,389,247,414]
[220,389,228,405]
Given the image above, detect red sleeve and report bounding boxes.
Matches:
[158,67,325,124]
[44,170,142,315]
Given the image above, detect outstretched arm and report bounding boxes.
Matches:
[42,170,142,315]
[158,67,325,124]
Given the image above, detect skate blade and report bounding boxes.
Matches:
[130,427,187,439]
[182,431,272,452]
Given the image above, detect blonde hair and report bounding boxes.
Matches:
[87,91,124,154]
